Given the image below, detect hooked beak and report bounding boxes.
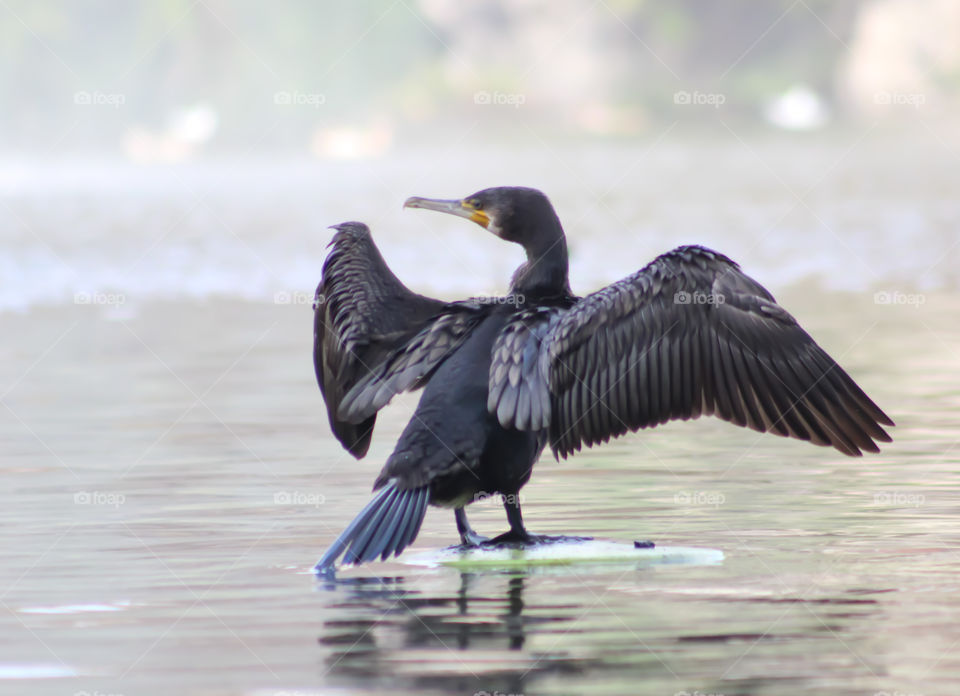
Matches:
[403,196,490,229]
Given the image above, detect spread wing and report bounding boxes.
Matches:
[337,302,488,423]
[487,306,567,432]
[314,222,446,458]
[496,245,894,458]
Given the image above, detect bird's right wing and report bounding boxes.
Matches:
[542,245,893,458]
[314,223,447,458]
[487,306,567,432]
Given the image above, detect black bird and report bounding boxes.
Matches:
[312,186,893,574]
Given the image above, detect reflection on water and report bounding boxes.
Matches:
[320,574,534,681]
[313,559,914,696]
[1,140,959,695]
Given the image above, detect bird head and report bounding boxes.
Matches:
[404,186,559,247]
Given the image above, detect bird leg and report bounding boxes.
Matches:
[455,507,489,547]
[484,496,592,547]
[491,495,536,543]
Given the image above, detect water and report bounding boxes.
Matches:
[1,138,959,695]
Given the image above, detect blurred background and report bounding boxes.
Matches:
[2,3,960,695]
[2,0,960,151]
[1,0,958,310]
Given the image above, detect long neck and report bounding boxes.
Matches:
[510,223,571,299]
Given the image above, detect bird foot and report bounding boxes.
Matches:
[481,531,593,548]
[455,530,491,548]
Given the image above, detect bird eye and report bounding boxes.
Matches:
[470,199,483,210]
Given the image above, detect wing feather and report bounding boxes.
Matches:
[338,304,488,423]
[543,245,893,458]
[313,222,446,458]
[487,306,568,433]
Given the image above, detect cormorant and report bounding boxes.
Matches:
[312,186,893,574]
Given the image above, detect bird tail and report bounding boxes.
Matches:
[314,481,429,575]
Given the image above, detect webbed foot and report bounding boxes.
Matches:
[457,529,491,548]
[482,531,593,548]
[453,507,490,549]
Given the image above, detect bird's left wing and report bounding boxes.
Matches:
[539,245,893,458]
[314,223,447,458]
[337,301,490,423]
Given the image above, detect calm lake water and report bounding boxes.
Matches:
[1,138,959,695]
